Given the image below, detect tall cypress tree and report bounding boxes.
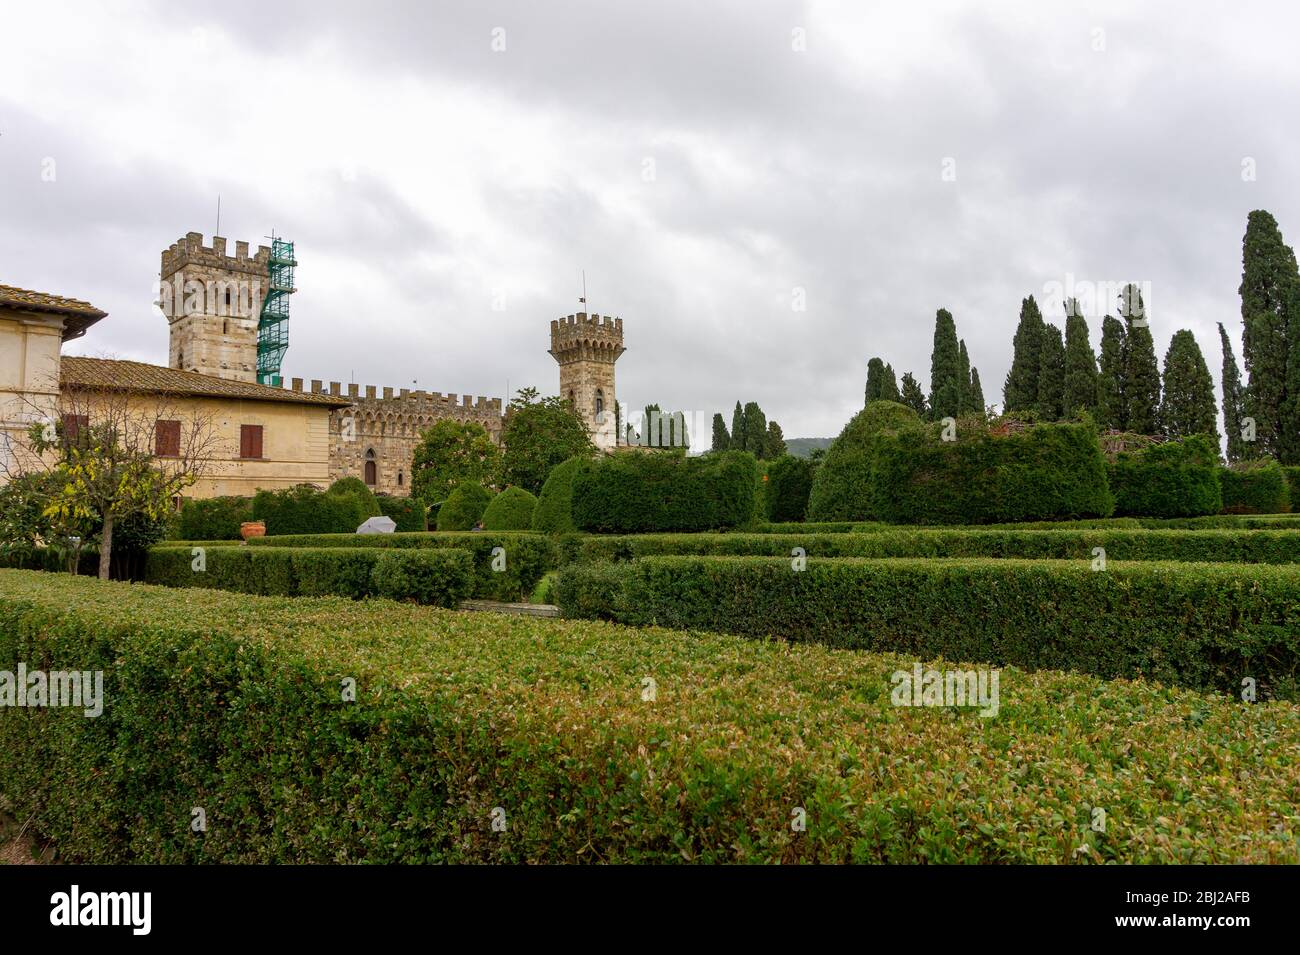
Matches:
[711,413,730,452]
[729,401,746,452]
[957,340,972,414]
[880,362,901,403]
[928,309,962,419]
[969,367,985,413]
[1219,323,1246,462]
[1284,281,1300,464]
[1239,210,1299,460]
[1160,329,1219,444]
[1003,295,1045,413]
[1062,306,1098,417]
[899,372,927,417]
[1120,285,1161,434]
[765,420,786,458]
[1097,315,1127,430]
[742,401,767,457]
[1036,323,1066,420]
[865,357,887,403]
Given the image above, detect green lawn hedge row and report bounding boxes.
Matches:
[555,556,1300,700]
[144,546,472,606]
[3,569,1297,863]
[570,529,1300,564]
[240,531,555,601]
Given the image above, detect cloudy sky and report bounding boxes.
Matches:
[3,1,1298,446]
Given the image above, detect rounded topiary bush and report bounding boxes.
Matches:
[481,486,538,530]
[435,482,495,531]
[1219,459,1291,514]
[328,477,382,518]
[1109,435,1222,518]
[807,401,923,521]
[532,455,585,534]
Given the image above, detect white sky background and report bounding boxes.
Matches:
[2,0,1298,448]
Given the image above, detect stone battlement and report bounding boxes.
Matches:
[549,312,625,363]
[288,377,502,414]
[161,232,271,279]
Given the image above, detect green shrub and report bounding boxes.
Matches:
[570,528,1300,565]
[175,496,252,541]
[436,482,494,531]
[1219,459,1292,514]
[807,401,922,520]
[570,450,758,533]
[251,484,373,535]
[1108,436,1222,518]
[5,569,1298,863]
[866,419,1113,524]
[763,455,814,522]
[328,477,382,518]
[244,531,555,602]
[370,550,474,605]
[377,495,428,532]
[1284,467,1300,509]
[481,486,538,530]
[531,456,583,534]
[555,556,1300,700]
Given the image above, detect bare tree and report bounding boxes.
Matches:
[3,381,220,579]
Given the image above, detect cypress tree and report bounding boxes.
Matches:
[1097,315,1127,430]
[730,401,746,452]
[1160,329,1219,444]
[957,340,972,414]
[765,420,786,458]
[1239,210,1299,460]
[1036,323,1066,420]
[1003,295,1045,413]
[928,309,962,419]
[969,366,985,413]
[1219,323,1246,462]
[711,413,730,452]
[880,362,901,403]
[1120,285,1161,435]
[742,401,767,457]
[899,372,928,417]
[1062,305,1098,417]
[1284,281,1300,464]
[865,357,886,403]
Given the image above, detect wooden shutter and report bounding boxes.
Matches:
[62,414,88,443]
[240,424,263,459]
[155,420,181,457]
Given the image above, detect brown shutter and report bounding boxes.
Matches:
[62,414,89,442]
[240,424,263,459]
[155,420,181,457]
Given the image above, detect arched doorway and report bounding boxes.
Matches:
[364,448,377,486]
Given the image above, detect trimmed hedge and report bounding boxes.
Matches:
[328,477,382,518]
[569,529,1300,565]
[251,484,374,536]
[4,569,1298,863]
[377,495,429,532]
[481,487,538,531]
[1220,460,1292,514]
[436,482,494,531]
[570,450,759,533]
[1108,436,1222,518]
[1285,466,1300,508]
[807,401,922,520]
[531,455,585,534]
[143,545,472,606]
[763,455,815,523]
[242,531,555,601]
[174,495,252,541]
[555,556,1300,699]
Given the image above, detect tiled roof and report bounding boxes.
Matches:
[60,357,354,408]
[0,284,107,341]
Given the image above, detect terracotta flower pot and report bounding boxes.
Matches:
[240,521,266,541]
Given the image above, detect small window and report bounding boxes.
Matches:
[239,424,263,459]
[364,448,377,486]
[595,389,605,423]
[223,319,229,335]
[397,470,403,487]
[177,349,185,369]
[155,419,181,457]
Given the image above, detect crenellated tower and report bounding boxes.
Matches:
[159,232,269,383]
[549,312,625,450]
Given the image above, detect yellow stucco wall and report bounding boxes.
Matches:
[0,312,62,475]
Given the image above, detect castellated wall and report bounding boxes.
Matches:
[286,378,504,497]
[161,233,270,384]
[549,312,624,451]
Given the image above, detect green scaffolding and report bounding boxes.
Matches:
[257,237,295,386]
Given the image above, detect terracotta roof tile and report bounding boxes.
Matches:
[0,284,107,318]
[60,357,353,408]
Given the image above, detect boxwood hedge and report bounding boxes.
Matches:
[1219,460,1292,515]
[3,569,1297,863]
[555,556,1300,700]
[1108,436,1222,518]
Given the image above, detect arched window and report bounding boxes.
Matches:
[364,448,377,486]
[397,470,404,487]
[177,349,184,369]
[594,389,605,423]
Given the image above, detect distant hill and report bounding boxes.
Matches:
[784,437,832,459]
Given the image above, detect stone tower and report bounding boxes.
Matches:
[160,232,269,383]
[549,312,625,450]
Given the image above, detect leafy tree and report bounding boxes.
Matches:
[1239,210,1300,460]
[1036,324,1066,420]
[711,413,730,452]
[741,402,767,457]
[899,372,928,417]
[928,309,962,420]
[0,471,92,572]
[1160,329,1219,444]
[765,420,787,458]
[1097,315,1127,430]
[969,366,985,414]
[410,419,500,504]
[1219,322,1247,462]
[1062,306,1098,416]
[499,387,596,494]
[1120,285,1161,435]
[1003,295,1045,413]
[730,401,746,452]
